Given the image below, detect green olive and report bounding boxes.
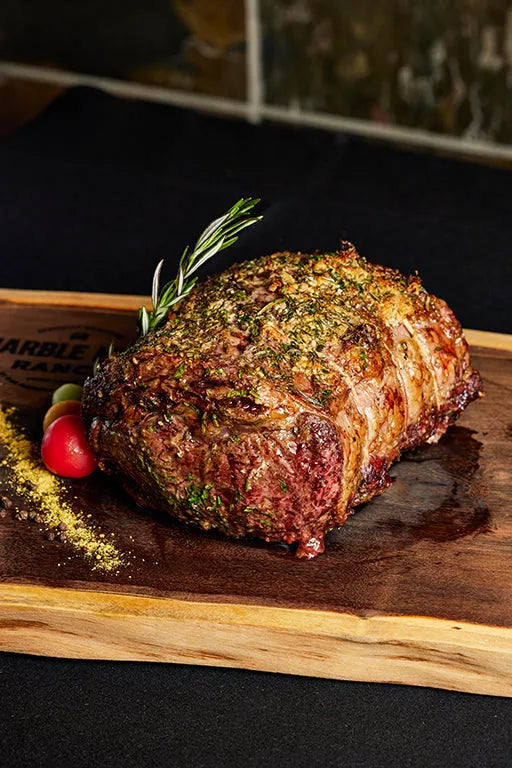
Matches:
[51,382,83,405]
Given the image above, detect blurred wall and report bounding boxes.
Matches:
[1,0,512,152]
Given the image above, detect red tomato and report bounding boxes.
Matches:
[41,415,97,478]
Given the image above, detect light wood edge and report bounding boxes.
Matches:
[1,584,511,697]
[0,289,510,351]
[464,328,512,351]
[0,289,150,313]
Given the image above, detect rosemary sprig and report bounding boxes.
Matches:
[92,340,116,375]
[138,197,262,336]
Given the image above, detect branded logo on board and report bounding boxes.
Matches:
[0,325,119,392]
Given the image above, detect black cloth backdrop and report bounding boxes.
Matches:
[1,88,511,767]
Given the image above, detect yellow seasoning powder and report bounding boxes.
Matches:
[0,405,125,573]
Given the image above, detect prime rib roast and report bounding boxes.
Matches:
[82,243,483,558]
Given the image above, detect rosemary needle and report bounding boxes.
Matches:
[138,197,262,337]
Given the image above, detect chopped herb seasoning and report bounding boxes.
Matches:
[84,241,448,558]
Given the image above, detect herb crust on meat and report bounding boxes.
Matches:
[82,243,483,557]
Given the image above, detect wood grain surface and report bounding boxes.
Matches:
[1,291,511,696]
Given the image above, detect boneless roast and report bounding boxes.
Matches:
[82,244,482,557]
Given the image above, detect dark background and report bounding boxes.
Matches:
[2,652,511,768]
[0,0,187,77]
[2,88,510,333]
[2,1,512,143]
[0,88,511,767]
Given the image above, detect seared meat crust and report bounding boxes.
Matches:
[82,243,482,557]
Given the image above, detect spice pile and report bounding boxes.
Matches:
[0,405,125,573]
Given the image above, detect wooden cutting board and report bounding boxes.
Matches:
[1,289,511,697]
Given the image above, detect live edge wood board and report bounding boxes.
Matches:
[0,289,511,697]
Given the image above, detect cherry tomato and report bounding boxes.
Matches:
[52,383,83,405]
[41,415,97,478]
[43,400,82,432]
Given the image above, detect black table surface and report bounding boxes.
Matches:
[1,88,511,767]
